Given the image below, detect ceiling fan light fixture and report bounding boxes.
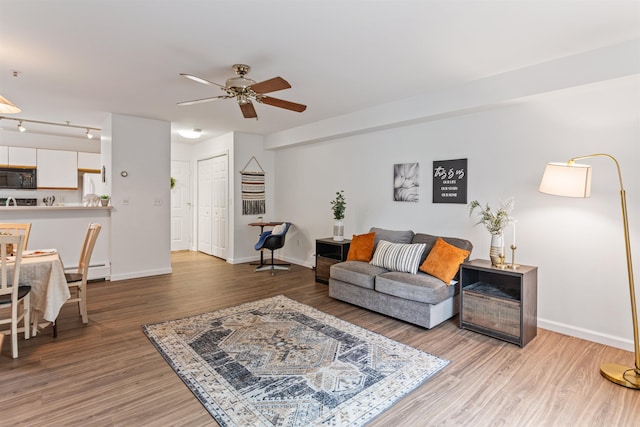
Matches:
[178,64,306,119]
[179,128,202,139]
[0,95,21,114]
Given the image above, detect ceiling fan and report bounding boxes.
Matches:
[178,64,307,119]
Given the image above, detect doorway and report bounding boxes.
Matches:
[170,160,192,251]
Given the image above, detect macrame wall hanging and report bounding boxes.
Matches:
[240,156,266,215]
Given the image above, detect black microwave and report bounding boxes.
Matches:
[0,167,37,189]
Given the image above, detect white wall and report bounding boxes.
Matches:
[232,133,275,263]
[272,74,640,352]
[107,113,172,280]
[175,132,275,263]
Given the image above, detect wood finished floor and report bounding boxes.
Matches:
[1,251,638,426]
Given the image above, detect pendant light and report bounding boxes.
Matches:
[0,95,21,114]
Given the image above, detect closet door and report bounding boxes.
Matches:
[197,154,228,259]
[211,154,228,259]
[197,158,213,255]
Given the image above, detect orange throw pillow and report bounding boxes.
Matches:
[420,237,470,285]
[346,232,376,262]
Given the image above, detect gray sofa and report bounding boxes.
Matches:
[328,227,473,329]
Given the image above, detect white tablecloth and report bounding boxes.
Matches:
[11,253,70,326]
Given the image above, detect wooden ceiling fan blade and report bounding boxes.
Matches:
[177,95,229,106]
[249,77,291,94]
[239,101,258,118]
[260,96,307,112]
[180,73,225,88]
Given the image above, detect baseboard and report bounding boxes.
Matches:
[279,255,313,269]
[65,263,111,280]
[227,255,258,264]
[110,267,173,281]
[538,318,634,352]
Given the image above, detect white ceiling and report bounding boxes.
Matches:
[0,0,638,143]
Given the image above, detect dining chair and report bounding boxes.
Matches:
[0,223,32,251]
[0,235,31,358]
[54,223,101,338]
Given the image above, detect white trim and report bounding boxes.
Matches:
[110,267,173,281]
[538,318,634,352]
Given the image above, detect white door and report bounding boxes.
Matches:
[211,155,228,259]
[197,158,213,255]
[170,160,191,251]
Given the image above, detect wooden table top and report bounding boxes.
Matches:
[248,222,284,227]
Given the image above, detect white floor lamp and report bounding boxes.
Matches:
[539,153,639,390]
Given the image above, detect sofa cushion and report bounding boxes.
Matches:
[419,237,470,285]
[346,232,376,261]
[412,233,473,264]
[330,261,388,290]
[369,227,414,248]
[370,240,426,274]
[375,271,456,305]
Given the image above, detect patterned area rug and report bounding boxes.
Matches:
[142,295,449,426]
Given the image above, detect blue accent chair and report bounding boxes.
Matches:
[254,222,291,275]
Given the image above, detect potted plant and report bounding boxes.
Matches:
[468,197,514,266]
[330,190,346,241]
[100,194,110,207]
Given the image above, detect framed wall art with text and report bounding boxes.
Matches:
[433,158,467,204]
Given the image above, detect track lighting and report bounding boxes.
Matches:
[0,115,99,139]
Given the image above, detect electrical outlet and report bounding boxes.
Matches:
[153,198,162,206]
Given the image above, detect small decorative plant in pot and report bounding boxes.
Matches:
[330,190,346,241]
[100,194,110,207]
[468,197,514,267]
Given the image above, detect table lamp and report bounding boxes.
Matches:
[539,153,639,389]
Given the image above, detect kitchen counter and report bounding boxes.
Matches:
[0,205,112,211]
[0,206,111,279]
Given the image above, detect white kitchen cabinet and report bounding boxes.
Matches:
[9,147,37,167]
[0,146,8,165]
[37,149,78,189]
[78,152,101,171]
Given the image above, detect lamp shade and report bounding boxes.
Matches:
[539,162,592,198]
[0,95,21,114]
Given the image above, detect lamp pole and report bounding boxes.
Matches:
[568,154,639,389]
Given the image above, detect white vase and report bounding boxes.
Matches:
[333,220,344,241]
[489,232,504,267]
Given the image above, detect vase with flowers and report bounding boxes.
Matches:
[330,190,346,241]
[469,197,514,267]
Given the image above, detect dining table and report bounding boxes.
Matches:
[8,249,70,336]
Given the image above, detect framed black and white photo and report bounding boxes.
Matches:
[433,158,467,204]
[394,163,419,202]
